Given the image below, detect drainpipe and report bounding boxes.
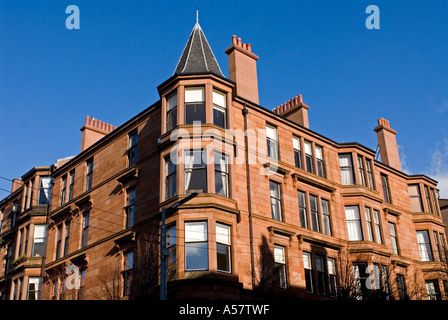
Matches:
[242,103,256,291]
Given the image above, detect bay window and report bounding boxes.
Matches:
[408,184,423,212]
[27,277,41,300]
[389,222,399,255]
[417,230,433,261]
[185,221,208,271]
[184,149,207,194]
[165,156,177,200]
[216,223,231,273]
[166,92,178,131]
[185,87,205,125]
[213,90,227,128]
[38,176,52,205]
[345,206,363,241]
[339,154,355,185]
[32,224,46,257]
[214,152,229,197]
[373,209,383,244]
[358,156,367,187]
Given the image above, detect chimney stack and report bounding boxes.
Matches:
[374,118,401,171]
[80,116,116,152]
[272,94,310,128]
[11,178,23,193]
[225,35,260,104]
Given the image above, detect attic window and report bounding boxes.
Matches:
[185,87,205,125]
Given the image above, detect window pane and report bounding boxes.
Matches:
[185,87,204,103]
[217,243,231,272]
[185,103,206,124]
[213,90,226,108]
[167,93,177,111]
[185,221,207,242]
[274,246,285,264]
[266,125,278,160]
[185,242,208,270]
[213,107,226,128]
[216,223,230,245]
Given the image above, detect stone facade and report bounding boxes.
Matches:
[0,22,446,301]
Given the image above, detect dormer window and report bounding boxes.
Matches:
[213,90,226,128]
[185,87,205,125]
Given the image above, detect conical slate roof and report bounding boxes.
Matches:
[173,18,224,77]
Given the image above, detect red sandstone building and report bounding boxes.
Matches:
[1,20,447,300]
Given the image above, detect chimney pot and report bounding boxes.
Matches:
[298,94,303,104]
[237,37,242,47]
[242,43,247,50]
[247,43,251,52]
[232,35,237,45]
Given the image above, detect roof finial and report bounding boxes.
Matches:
[196,10,199,24]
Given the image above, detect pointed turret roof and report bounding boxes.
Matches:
[173,13,224,77]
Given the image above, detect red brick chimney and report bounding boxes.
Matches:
[11,178,23,193]
[272,94,310,128]
[80,116,116,152]
[225,35,259,104]
[374,118,401,171]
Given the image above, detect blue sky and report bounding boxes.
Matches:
[0,0,447,198]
